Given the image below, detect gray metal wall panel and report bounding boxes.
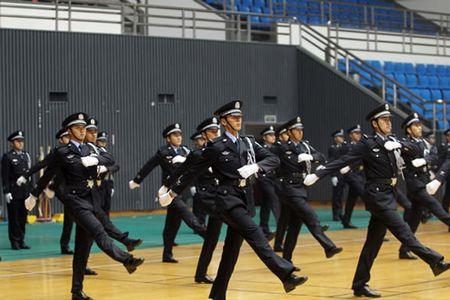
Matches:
[0,29,299,211]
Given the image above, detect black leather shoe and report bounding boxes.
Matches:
[11,242,20,250]
[19,243,31,250]
[84,267,98,276]
[321,224,330,232]
[124,257,145,274]
[162,256,179,263]
[72,290,93,300]
[343,222,358,229]
[383,237,390,242]
[126,239,143,252]
[173,242,179,247]
[353,285,381,298]
[325,247,343,258]
[61,247,74,255]
[195,275,214,284]
[273,245,283,252]
[283,274,308,293]
[293,266,301,272]
[399,252,417,260]
[432,260,450,276]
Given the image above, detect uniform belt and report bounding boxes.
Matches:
[66,180,95,189]
[197,178,219,187]
[368,178,397,186]
[220,179,249,188]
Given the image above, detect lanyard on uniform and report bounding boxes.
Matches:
[301,141,312,174]
[388,136,405,179]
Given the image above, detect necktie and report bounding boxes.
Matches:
[235,138,240,153]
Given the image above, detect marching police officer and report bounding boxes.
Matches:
[304,104,450,297]
[273,117,342,266]
[2,130,32,250]
[129,123,206,263]
[340,125,365,229]
[439,129,450,217]
[190,131,208,225]
[159,101,308,300]
[167,117,223,284]
[96,131,119,216]
[257,125,281,240]
[398,113,450,260]
[328,128,347,221]
[24,113,144,300]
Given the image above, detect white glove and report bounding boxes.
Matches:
[411,158,427,168]
[25,195,37,211]
[429,171,436,180]
[384,141,402,151]
[111,188,115,197]
[4,193,12,204]
[237,164,259,179]
[304,174,319,186]
[190,186,197,196]
[81,156,99,167]
[172,155,186,164]
[298,153,313,162]
[129,180,140,190]
[316,165,326,171]
[159,191,175,207]
[158,185,168,196]
[16,176,27,186]
[331,176,339,187]
[97,165,108,174]
[44,188,55,199]
[340,166,351,174]
[426,179,442,195]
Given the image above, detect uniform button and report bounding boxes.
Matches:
[376,187,379,191]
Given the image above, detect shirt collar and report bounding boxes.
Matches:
[225,131,239,143]
[70,140,82,148]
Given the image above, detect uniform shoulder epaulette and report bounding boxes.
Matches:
[206,136,223,146]
[276,141,282,145]
[362,134,370,140]
[304,140,310,144]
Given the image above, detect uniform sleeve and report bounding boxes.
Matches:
[107,164,120,174]
[31,150,60,197]
[316,141,366,179]
[1,154,10,194]
[310,145,326,163]
[133,151,161,184]
[25,151,52,177]
[435,159,450,182]
[97,150,115,167]
[171,149,212,195]
[254,141,280,173]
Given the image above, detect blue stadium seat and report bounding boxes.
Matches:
[417,88,431,100]
[367,60,383,71]
[436,65,447,76]
[428,75,439,88]
[417,75,430,88]
[394,73,406,86]
[439,76,450,89]
[416,64,427,75]
[404,63,415,74]
[443,89,450,100]
[430,89,443,100]
[426,64,436,75]
[384,61,395,73]
[405,74,418,87]
[394,62,405,74]
[253,0,265,8]
[446,66,450,77]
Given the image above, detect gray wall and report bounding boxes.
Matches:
[0,28,407,212]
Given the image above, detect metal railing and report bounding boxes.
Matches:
[0,0,448,131]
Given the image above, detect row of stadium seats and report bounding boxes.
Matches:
[203,0,438,34]
[337,59,450,129]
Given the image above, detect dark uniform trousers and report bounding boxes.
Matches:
[60,204,74,249]
[163,192,205,260]
[281,182,336,262]
[194,187,223,279]
[342,171,365,225]
[352,186,443,290]
[193,191,208,225]
[258,176,281,235]
[64,190,132,293]
[331,174,346,219]
[7,198,28,244]
[396,188,413,223]
[98,179,114,216]
[399,188,450,254]
[443,175,450,212]
[274,179,289,250]
[209,187,294,300]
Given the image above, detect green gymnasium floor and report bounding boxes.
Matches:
[0,208,377,262]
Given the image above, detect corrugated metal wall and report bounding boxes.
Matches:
[0,28,408,212]
[0,29,299,212]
